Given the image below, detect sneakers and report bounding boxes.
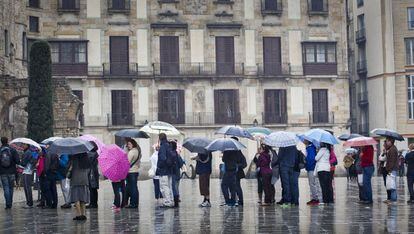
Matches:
[276,200,284,205]
[307,200,320,206]
[199,201,211,208]
[61,203,71,209]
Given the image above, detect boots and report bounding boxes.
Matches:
[174,196,179,208]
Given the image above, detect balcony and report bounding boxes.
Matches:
[157,112,217,126]
[152,63,245,77]
[103,63,138,77]
[52,63,88,76]
[307,0,328,15]
[107,113,135,127]
[261,0,283,16]
[358,91,369,106]
[262,112,288,125]
[257,63,285,77]
[107,0,131,14]
[215,112,241,125]
[57,0,80,13]
[303,63,337,76]
[358,123,369,136]
[355,28,366,44]
[357,60,367,75]
[309,111,334,125]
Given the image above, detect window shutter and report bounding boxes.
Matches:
[160,36,179,75]
[214,90,220,124]
[216,37,235,75]
[178,90,185,124]
[110,36,129,75]
[233,90,240,124]
[263,37,281,75]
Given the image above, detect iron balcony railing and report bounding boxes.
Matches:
[309,111,334,125]
[152,62,245,77]
[107,113,135,127]
[358,91,368,106]
[57,0,80,12]
[261,0,283,15]
[107,0,131,13]
[307,0,328,15]
[257,63,289,76]
[355,28,366,44]
[102,63,138,77]
[357,60,367,74]
[157,112,217,126]
[262,112,288,125]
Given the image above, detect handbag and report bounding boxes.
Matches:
[148,167,156,178]
[386,174,396,190]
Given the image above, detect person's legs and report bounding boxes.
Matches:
[383,171,391,200]
[318,171,329,203]
[307,171,320,202]
[262,174,272,204]
[23,174,33,207]
[89,188,98,207]
[290,169,300,205]
[127,173,138,207]
[1,175,13,208]
[228,172,237,205]
[279,167,291,204]
[235,178,243,205]
[221,173,230,204]
[125,175,131,206]
[41,177,52,207]
[112,182,120,207]
[257,176,263,203]
[390,171,398,202]
[408,174,414,201]
[362,166,374,203]
[153,179,162,199]
[61,179,71,206]
[159,176,173,207]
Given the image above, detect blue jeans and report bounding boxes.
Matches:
[126,173,139,207]
[389,170,398,201]
[221,171,237,205]
[153,179,163,199]
[0,174,15,208]
[362,166,374,202]
[172,175,180,198]
[280,167,300,204]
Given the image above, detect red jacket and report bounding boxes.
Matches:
[360,146,374,168]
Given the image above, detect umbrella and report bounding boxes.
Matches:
[140,121,181,136]
[343,137,378,147]
[246,127,272,137]
[304,129,339,145]
[10,138,41,150]
[345,148,358,154]
[182,137,212,154]
[338,133,363,141]
[78,135,105,154]
[264,131,298,147]
[371,128,404,141]
[115,129,150,139]
[205,138,246,152]
[98,144,130,181]
[215,126,253,139]
[297,133,320,148]
[41,137,63,145]
[48,138,94,155]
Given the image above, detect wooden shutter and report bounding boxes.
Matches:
[158,90,184,124]
[216,37,235,75]
[233,90,240,124]
[110,36,129,75]
[264,90,287,124]
[160,36,179,75]
[263,37,281,75]
[312,89,328,123]
[112,90,132,125]
[214,90,239,124]
[112,0,126,9]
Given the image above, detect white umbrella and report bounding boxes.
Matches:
[41,137,63,145]
[139,121,181,136]
[345,148,358,154]
[264,131,298,147]
[10,138,41,150]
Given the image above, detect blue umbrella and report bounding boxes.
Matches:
[297,134,320,148]
[215,126,253,139]
[338,133,362,141]
[205,138,246,152]
[304,129,339,145]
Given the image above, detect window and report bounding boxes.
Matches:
[58,0,79,10]
[160,36,179,75]
[214,90,240,124]
[72,90,84,126]
[308,0,327,13]
[22,32,27,60]
[264,90,287,124]
[262,0,282,12]
[312,89,329,123]
[303,42,336,64]
[216,37,235,75]
[111,90,133,126]
[158,90,185,124]
[263,37,282,75]
[49,41,87,64]
[28,0,40,8]
[29,16,39,32]
[357,0,363,7]
[4,30,9,56]
[108,0,130,12]
[357,14,365,30]
[408,75,414,120]
[409,8,414,29]
[406,38,414,65]
[109,36,129,75]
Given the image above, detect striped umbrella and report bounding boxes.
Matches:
[264,131,298,147]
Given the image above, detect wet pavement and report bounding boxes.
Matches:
[0,177,414,233]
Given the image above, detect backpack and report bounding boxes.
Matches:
[0,147,12,168]
[295,150,306,171]
[166,147,177,168]
[49,154,59,172]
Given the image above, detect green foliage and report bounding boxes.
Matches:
[27,40,54,142]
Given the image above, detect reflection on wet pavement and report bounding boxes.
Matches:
[0,177,414,233]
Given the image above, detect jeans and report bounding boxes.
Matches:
[388,170,398,202]
[89,188,98,206]
[126,173,139,207]
[60,179,71,204]
[362,166,374,202]
[23,174,33,207]
[262,174,274,204]
[0,174,15,208]
[235,178,244,205]
[159,176,174,207]
[318,171,334,203]
[221,171,237,205]
[407,173,414,201]
[112,180,126,208]
[280,167,300,204]
[172,175,180,198]
[153,179,163,199]
[307,171,322,201]
[40,176,58,208]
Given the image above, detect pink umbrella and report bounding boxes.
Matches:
[343,136,378,147]
[98,144,130,182]
[78,135,105,154]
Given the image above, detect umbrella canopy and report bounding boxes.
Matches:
[115,129,150,139]
[182,137,212,154]
[41,137,63,145]
[48,138,94,155]
[205,138,246,152]
[246,127,272,138]
[215,126,253,139]
[78,135,105,154]
[297,133,320,148]
[304,129,339,145]
[345,148,358,155]
[98,144,130,181]
[338,133,363,141]
[343,137,378,147]
[10,138,41,150]
[140,121,181,136]
[371,128,404,141]
[264,131,298,148]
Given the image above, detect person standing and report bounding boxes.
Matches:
[384,137,399,204]
[221,150,239,207]
[69,153,90,221]
[57,154,72,209]
[235,149,247,207]
[360,145,374,204]
[86,142,99,209]
[304,140,321,206]
[170,140,184,208]
[157,133,174,208]
[36,149,47,208]
[270,148,279,204]
[0,137,20,209]
[194,152,212,207]
[111,179,126,212]
[278,145,300,206]
[405,144,414,203]
[43,151,59,209]
[125,139,141,209]
[315,143,334,204]
[150,147,163,204]
[256,144,273,206]
[21,144,37,208]
[253,151,264,204]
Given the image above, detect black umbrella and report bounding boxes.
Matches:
[338,133,363,141]
[205,138,246,152]
[371,128,404,141]
[215,126,253,139]
[48,138,94,155]
[115,129,150,139]
[182,137,212,154]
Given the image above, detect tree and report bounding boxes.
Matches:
[27,40,54,142]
